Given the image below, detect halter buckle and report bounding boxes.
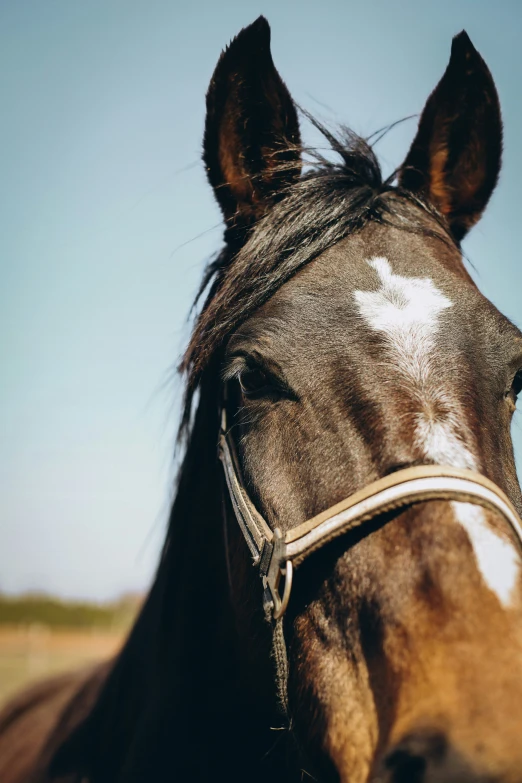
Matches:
[263,528,293,620]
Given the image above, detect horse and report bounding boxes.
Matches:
[1,15,522,783]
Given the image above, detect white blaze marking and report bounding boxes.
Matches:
[452,502,519,607]
[413,416,476,470]
[354,257,452,386]
[354,257,476,469]
[353,257,520,605]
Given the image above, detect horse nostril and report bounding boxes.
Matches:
[386,750,426,783]
[384,731,447,783]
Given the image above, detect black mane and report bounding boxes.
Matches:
[179,123,452,434]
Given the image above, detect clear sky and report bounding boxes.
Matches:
[1,0,521,600]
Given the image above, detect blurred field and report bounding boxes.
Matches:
[0,594,139,708]
[0,626,125,707]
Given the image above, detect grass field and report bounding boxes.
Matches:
[0,625,125,708]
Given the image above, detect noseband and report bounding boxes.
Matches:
[218,408,522,711]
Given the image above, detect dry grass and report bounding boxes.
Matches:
[0,625,125,708]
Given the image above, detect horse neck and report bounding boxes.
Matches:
[77,384,295,781]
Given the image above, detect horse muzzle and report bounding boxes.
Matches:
[372,727,522,783]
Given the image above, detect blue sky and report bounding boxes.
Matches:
[1,0,521,600]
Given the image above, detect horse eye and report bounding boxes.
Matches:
[238,367,271,398]
[512,371,522,403]
[507,370,522,409]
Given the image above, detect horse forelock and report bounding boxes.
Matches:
[178,123,456,439]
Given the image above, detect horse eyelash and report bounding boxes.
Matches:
[222,363,242,384]
[221,355,252,384]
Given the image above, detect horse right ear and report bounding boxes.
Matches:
[203,17,302,244]
[399,32,502,242]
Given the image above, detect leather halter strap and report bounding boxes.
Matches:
[219,409,522,620]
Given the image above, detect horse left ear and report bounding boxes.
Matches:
[399,32,502,242]
[203,17,302,244]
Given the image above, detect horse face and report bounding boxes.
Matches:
[203,17,522,783]
[223,216,522,781]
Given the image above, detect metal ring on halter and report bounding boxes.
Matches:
[262,528,293,619]
[271,560,293,620]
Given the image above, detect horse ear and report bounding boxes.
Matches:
[399,32,502,242]
[203,16,301,242]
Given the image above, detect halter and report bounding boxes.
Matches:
[218,408,522,711]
